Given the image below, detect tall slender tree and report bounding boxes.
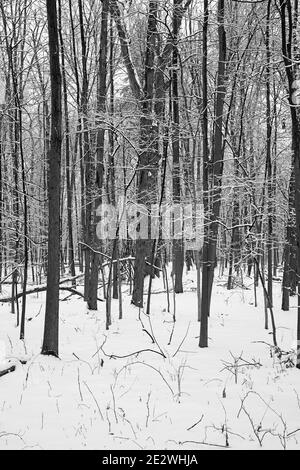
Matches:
[41,0,62,357]
[200,0,227,348]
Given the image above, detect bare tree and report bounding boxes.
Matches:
[41,0,62,357]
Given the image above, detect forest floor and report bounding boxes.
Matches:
[0,267,299,450]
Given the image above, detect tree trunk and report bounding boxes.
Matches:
[88,0,109,311]
[172,0,184,294]
[200,0,226,348]
[41,0,62,357]
[280,0,300,367]
[266,0,273,308]
[58,0,76,285]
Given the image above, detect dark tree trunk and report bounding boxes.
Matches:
[131,1,159,307]
[58,0,76,285]
[199,0,209,346]
[41,0,62,357]
[172,0,184,294]
[88,0,109,311]
[200,0,226,348]
[282,167,296,309]
[280,0,300,367]
[77,0,93,306]
[266,0,273,308]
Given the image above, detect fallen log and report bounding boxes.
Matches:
[0,365,16,378]
[0,285,49,302]
[0,275,103,303]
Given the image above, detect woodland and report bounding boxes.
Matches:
[0,0,300,450]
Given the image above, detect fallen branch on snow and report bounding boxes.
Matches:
[0,275,103,303]
[0,365,16,377]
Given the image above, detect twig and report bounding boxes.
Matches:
[179,439,229,449]
[142,328,155,344]
[110,385,118,424]
[102,347,166,359]
[114,361,174,396]
[187,414,204,431]
[77,367,83,402]
[83,381,104,420]
[173,322,191,357]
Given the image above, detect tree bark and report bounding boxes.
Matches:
[88,0,109,311]
[172,0,184,294]
[41,0,62,357]
[58,0,76,285]
[200,0,227,348]
[280,0,300,368]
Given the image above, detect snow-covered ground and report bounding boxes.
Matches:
[0,268,299,450]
